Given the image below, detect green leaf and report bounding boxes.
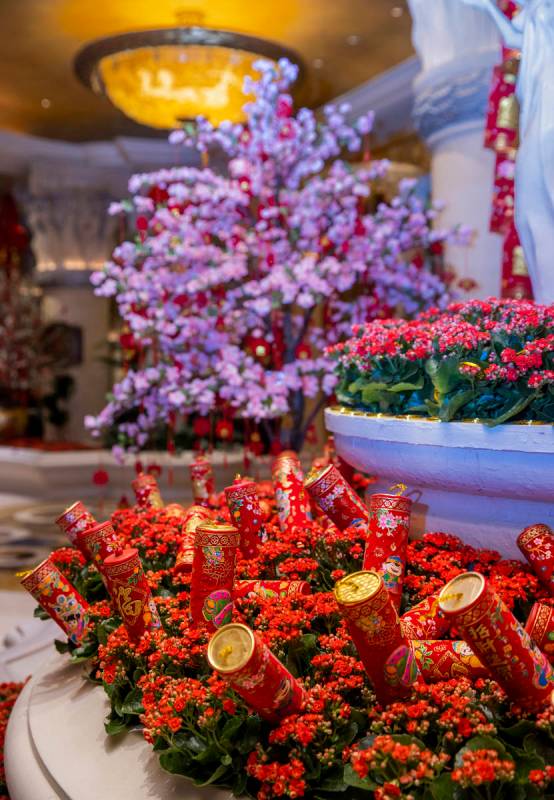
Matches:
[159,748,191,775]
[194,761,230,787]
[54,639,70,654]
[388,378,424,393]
[342,764,377,791]
[426,356,462,395]
[429,773,457,800]
[236,715,261,754]
[104,716,129,736]
[119,686,144,715]
[487,394,535,426]
[438,389,475,421]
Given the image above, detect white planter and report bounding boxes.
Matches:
[325,407,554,558]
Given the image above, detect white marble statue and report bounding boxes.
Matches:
[459,0,554,303]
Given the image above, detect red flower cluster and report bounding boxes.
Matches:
[451,749,515,788]
[331,297,554,424]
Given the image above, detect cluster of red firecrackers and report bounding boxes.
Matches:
[19,442,554,724]
[486,0,533,300]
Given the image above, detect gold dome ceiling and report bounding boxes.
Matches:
[0,0,412,141]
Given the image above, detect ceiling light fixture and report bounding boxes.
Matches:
[74,28,303,130]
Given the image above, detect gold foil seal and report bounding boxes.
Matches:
[304,464,331,489]
[439,573,485,614]
[334,571,382,606]
[207,623,255,674]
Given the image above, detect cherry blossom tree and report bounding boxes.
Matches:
[87,59,468,454]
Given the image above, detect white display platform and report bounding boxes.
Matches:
[5,652,232,800]
[326,408,554,558]
[0,447,245,501]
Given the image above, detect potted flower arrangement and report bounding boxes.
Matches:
[326,298,554,555]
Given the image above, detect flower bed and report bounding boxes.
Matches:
[27,480,554,800]
[330,298,554,424]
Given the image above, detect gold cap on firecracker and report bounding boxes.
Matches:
[438,572,485,614]
[304,463,332,489]
[207,623,255,674]
[196,521,238,534]
[334,570,382,606]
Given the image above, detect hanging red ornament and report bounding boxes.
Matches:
[305,424,317,445]
[215,418,234,441]
[92,469,109,487]
[193,417,211,438]
[244,336,272,366]
[295,343,312,360]
[148,186,169,205]
[247,430,264,456]
[135,460,144,475]
[136,216,149,231]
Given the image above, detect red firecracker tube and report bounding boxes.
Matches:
[334,570,417,704]
[75,520,122,571]
[411,640,489,682]
[272,452,312,532]
[207,623,306,722]
[20,558,89,644]
[190,522,240,630]
[439,572,554,711]
[363,491,412,610]
[401,591,451,640]
[132,473,164,509]
[225,476,265,558]
[304,464,368,530]
[234,580,311,600]
[189,454,215,505]
[103,547,161,641]
[55,501,96,546]
[174,505,213,574]
[525,602,554,662]
[517,524,554,596]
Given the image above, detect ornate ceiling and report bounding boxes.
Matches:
[0,0,412,141]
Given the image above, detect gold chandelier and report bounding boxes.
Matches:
[75,28,303,130]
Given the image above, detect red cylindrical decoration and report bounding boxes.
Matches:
[401,591,451,640]
[190,522,240,630]
[304,464,368,530]
[103,547,161,641]
[75,521,122,571]
[439,572,554,711]
[225,477,266,558]
[412,640,490,682]
[207,623,306,722]
[189,454,215,506]
[55,501,96,546]
[525,603,554,662]
[20,558,89,644]
[363,491,412,610]
[517,524,554,596]
[234,580,311,601]
[272,452,312,532]
[174,505,213,574]
[334,570,416,704]
[132,473,164,509]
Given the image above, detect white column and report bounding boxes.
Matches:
[19,162,118,443]
[407,0,504,298]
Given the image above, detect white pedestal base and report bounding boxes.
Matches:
[5,653,231,800]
